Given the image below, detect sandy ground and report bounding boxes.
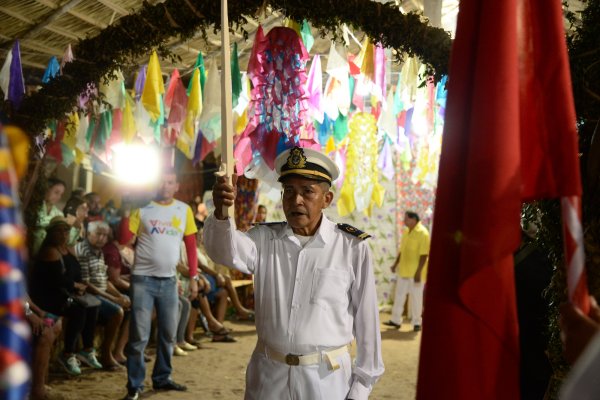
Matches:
[48,312,419,400]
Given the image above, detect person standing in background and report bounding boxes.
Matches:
[385,211,430,332]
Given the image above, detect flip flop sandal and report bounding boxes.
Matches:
[210,327,231,336]
[212,334,237,343]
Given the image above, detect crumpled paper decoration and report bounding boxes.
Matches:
[337,112,384,216]
[236,26,310,170]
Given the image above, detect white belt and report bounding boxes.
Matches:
[256,341,350,371]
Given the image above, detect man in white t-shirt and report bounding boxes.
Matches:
[121,169,199,400]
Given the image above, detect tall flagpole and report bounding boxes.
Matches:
[219,0,234,217]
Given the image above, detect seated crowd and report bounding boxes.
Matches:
[24,180,254,400]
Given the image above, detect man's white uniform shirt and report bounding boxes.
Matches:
[204,213,384,399]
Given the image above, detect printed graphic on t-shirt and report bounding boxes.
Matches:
[149,216,183,236]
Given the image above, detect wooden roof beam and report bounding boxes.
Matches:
[33,0,107,29]
[97,0,129,16]
[1,0,85,49]
[20,39,64,56]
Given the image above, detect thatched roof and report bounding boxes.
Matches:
[0,0,454,82]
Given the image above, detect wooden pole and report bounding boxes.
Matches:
[218,0,235,217]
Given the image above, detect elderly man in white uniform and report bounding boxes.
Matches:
[204,146,384,400]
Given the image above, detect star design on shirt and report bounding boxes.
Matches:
[172,215,182,230]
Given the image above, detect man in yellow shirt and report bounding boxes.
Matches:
[385,211,430,332]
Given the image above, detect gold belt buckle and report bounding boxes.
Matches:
[285,354,300,366]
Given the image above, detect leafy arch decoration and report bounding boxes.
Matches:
[11,0,452,136]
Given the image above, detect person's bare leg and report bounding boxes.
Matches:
[113,314,129,363]
[224,276,253,317]
[214,289,228,323]
[186,308,199,343]
[199,296,226,332]
[101,308,123,366]
[30,325,57,400]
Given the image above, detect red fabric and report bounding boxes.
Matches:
[417,0,581,399]
[183,234,198,278]
[118,216,134,246]
[102,242,131,275]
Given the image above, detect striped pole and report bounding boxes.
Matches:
[0,126,30,400]
[561,195,590,314]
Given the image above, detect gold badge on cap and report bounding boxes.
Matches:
[286,147,307,169]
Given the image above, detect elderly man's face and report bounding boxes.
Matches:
[281,176,333,236]
[88,227,109,249]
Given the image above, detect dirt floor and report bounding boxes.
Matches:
[48,312,419,400]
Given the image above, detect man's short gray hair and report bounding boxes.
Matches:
[87,220,110,234]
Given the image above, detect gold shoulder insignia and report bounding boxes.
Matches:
[337,223,371,240]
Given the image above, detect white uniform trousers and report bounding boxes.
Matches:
[390,277,424,326]
[244,346,353,400]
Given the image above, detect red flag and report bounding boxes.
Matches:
[417,0,581,398]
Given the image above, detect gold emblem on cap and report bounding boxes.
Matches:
[286,147,307,169]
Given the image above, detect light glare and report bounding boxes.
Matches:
[112,144,161,185]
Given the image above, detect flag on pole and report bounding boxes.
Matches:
[417,0,582,399]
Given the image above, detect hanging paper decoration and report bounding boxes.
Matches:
[378,138,395,181]
[61,112,79,166]
[0,51,12,100]
[337,112,384,216]
[0,125,30,400]
[378,90,397,140]
[301,20,314,52]
[355,37,374,83]
[60,44,73,71]
[238,26,310,169]
[121,92,136,143]
[8,41,25,109]
[187,53,206,97]
[134,97,156,144]
[231,42,242,108]
[75,112,90,154]
[198,61,221,143]
[177,68,201,157]
[134,65,147,102]
[99,70,125,109]
[306,55,324,123]
[42,56,60,84]
[141,51,165,122]
[325,44,351,117]
[373,44,387,104]
[165,69,188,146]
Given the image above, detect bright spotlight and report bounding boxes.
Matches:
[112,144,161,186]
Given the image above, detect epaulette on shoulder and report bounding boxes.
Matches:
[337,223,371,240]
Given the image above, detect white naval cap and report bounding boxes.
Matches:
[274,146,340,184]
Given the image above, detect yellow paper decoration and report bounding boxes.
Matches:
[141,51,164,122]
[284,19,302,36]
[177,67,203,159]
[337,112,384,216]
[325,136,336,154]
[121,92,136,143]
[3,125,29,178]
[63,112,79,150]
[355,37,374,82]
